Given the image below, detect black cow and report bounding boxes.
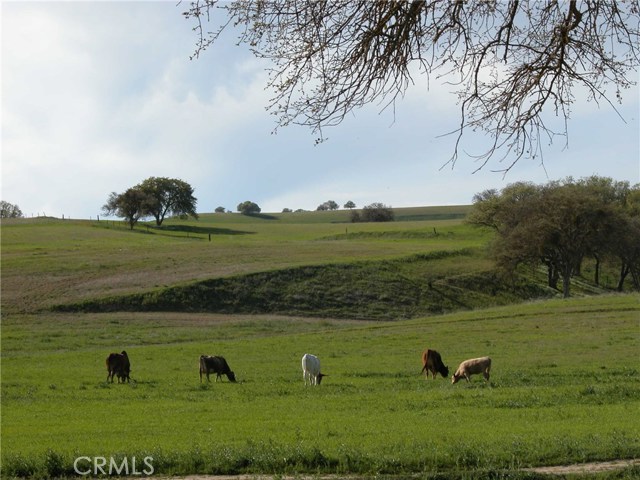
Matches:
[421,349,449,379]
[199,355,236,383]
[106,351,131,383]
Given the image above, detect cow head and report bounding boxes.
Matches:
[440,365,450,378]
[451,374,462,384]
[227,371,237,382]
[317,373,327,385]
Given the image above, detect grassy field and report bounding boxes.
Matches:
[2,208,639,478]
[2,296,639,478]
[1,206,486,315]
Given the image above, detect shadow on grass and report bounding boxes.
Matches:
[244,213,278,220]
[149,225,254,236]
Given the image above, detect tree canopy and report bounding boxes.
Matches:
[102,188,154,230]
[138,177,198,226]
[317,200,339,211]
[183,1,639,171]
[102,177,198,228]
[0,201,24,219]
[237,201,261,215]
[351,202,395,223]
[468,176,640,297]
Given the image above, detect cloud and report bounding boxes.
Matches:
[2,2,638,219]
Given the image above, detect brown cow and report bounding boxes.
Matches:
[106,351,130,383]
[421,349,449,379]
[199,355,236,383]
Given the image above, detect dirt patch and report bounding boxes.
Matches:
[524,458,640,475]
[154,460,640,479]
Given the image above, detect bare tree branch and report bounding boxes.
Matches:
[181,0,639,170]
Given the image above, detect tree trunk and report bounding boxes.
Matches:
[594,255,600,286]
[617,263,630,291]
[631,268,640,290]
[547,264,559,290]
[562,275,571,298]
[561,264,572,298]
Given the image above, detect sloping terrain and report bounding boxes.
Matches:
[3,206,616,319]
[53,249,555,320]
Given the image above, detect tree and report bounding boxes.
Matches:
[354,203,395,223]
[344,201,356,210]
[237,201,261,215]
[102,188,153,230]
[183,1,639,170]
[608,214,640,291]
[469,177,640,297]
[0,201,23,218]
[316,200,339,211]
[138,177,198,226]
[215,206,226,213]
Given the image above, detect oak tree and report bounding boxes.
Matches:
[0,201,23,219]
[469,177,639,297]
[182,1,639,171]
[102,188,154,230]
[138,177,199,226]
[237,200,261,215]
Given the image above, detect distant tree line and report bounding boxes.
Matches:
[103,177,198,229]
[350,203,395,223]
[0,201,24,219]
[468,176,640,297]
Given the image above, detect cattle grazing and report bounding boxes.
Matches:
[451,356,492,384]
[106,351,131,383]
[421,349,449,379]
[199,355,237,383]
[301,353,326,385]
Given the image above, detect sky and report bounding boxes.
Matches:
[2,2,639,219]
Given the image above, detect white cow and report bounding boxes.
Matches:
[451,356,492,384]
[301,353,326,385]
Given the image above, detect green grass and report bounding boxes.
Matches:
[2,208,639,478]
[2,295,639,478]
[55,249,553,320]
[1,207,486,314]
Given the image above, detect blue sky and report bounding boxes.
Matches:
[2,1,639,219]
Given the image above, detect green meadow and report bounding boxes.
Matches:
[1,207,639,478]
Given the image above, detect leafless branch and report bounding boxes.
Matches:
[181,0,640,170]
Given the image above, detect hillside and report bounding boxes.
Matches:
[0,205,612,318]
[3,206,639,478]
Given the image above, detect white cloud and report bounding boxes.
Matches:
[2,2,638,219]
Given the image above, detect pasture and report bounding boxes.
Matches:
[2,296,639,478]
[1,209,639,478]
